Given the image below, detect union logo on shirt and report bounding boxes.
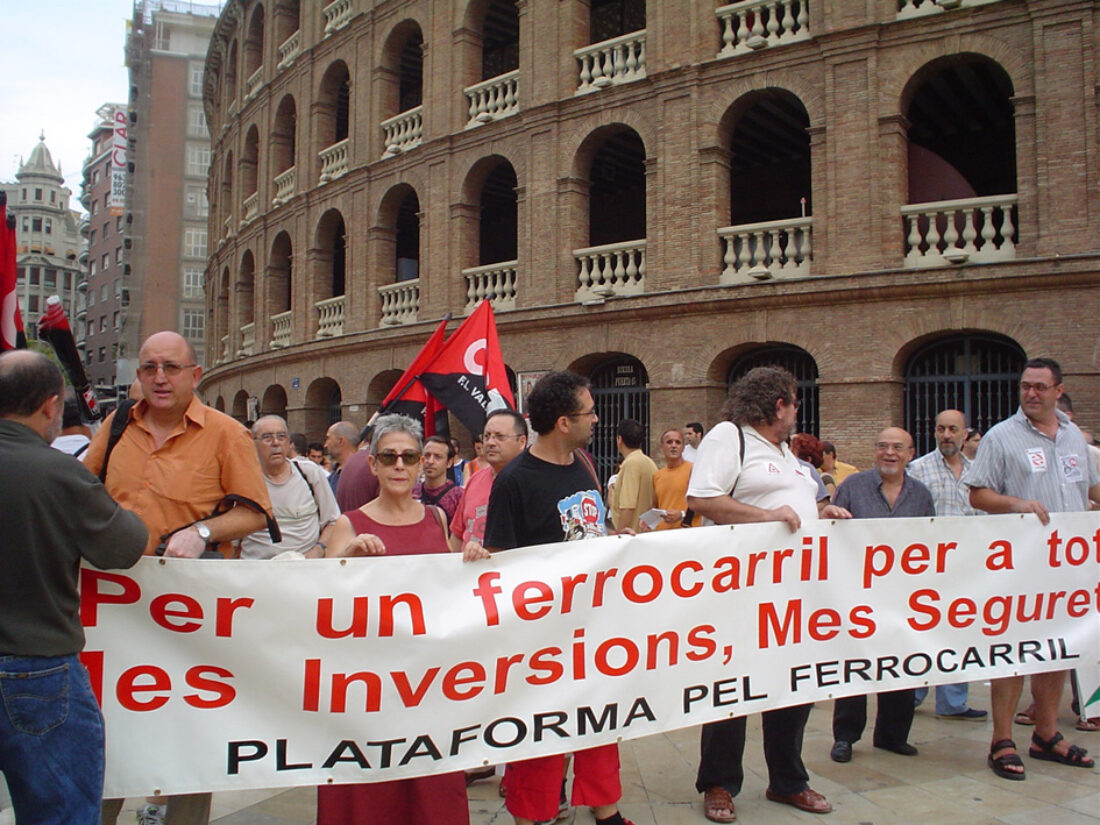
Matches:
[557,489,606,541]
[767,462,782,474]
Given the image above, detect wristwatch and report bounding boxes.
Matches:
[195,522,212,543]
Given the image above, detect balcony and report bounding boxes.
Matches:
[315,294,346,338]
[464,70,519,127]
[318,138,349,183]
[241,192,259,227]
[379,279,419,326]
[245,67,263,101]
[381,107,423,157]
[269,310,292,349]
[462,261,517,313]
[574,240,646,302]
[322,0,352,37]
[272,166,296,206]
[716,0,811,58]
[901,194,1017,268]
[575,30,646,94]
[237,322,255,357]
[277,30,300,70]
[718,217,813,282]
[897,0,1002,20]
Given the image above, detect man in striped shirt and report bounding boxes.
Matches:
[908,409,987,721]
[964,357,1100,780]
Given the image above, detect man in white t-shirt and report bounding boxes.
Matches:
[242,415,339,559]
[687,367,850,822]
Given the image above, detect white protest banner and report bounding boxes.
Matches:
[81,512,1099,798]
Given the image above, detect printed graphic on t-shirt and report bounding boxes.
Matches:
[557,489,606,541]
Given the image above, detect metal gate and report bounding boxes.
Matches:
[589,357,649,485]
[727,345,819,436]
[905,335,1024,456]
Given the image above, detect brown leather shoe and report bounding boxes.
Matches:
[765,787,831,814]
[703,787,737,822]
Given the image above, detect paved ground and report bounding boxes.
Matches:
[3,682,1097,824]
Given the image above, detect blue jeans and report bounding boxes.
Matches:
[913,682,970,715]
[0,654,105,825]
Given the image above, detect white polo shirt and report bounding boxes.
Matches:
[687,421,819,524]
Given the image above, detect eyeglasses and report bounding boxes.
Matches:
[787,398,802,410]
[875,442,907,453]
[256,432,290,444]
[137,362,196,378]
[375,449,422,466]
[567,409,598,419]
[482,432,522,442]
[1019,381,1058,393]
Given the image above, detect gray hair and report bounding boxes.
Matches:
[251,415,288,437]
[369,414,423,454]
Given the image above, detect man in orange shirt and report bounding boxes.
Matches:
[650,427,699,529]
[85,331,272,825]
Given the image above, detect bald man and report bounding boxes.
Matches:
[908,410,987,721]
[829,428,935,764]
[84,331,272,825]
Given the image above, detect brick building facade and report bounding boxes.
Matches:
[198,0,1099,476]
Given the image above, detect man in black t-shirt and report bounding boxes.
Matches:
[483,371,632,825]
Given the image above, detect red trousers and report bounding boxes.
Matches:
[503,744,620,821]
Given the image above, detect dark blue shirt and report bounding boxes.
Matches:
[833,467,935,518]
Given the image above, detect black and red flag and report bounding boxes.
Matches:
[0,192,27,352]
[419,300,515,436]
[38,296,101,423]
[376,315,451,437]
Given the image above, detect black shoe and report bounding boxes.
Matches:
[830,740,852,762]
[874,742,918,756]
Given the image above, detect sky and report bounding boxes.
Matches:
[0,1,146,209]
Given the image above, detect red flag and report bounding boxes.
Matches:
[0,193,27,351]
[419,301,514,436]
[39,296,101,422]
[378,315,450,436]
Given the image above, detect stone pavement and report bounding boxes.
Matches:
[3,682,1096,824]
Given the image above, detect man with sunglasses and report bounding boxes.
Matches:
[686,366,849,822]
[963,357,1099,780]
[84,331,272,825]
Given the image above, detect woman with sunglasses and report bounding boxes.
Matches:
[319,414,469,824]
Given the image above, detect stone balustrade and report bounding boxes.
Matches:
[237,322,255,357]
[464,70,519,127]
[315,294,346,338]
[272,166,296,206]
[241,192,259,226]
[322,0,352,37]
[574,240,646,301]
[462,261,518,312]
[277,30,300,70]
[318,138,349,183]
[897,0,1001,20]
[381,107,423,157]
[718,216,813,282]
[378,280,419,326]
[716,0,811,57]
[901,194,1017,268]
[269,310,292,349]
[575,30,647,94]
[245,67,263,100]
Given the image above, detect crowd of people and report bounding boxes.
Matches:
[2,332,1098,825]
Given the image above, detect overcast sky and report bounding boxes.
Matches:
[0,1,146,209]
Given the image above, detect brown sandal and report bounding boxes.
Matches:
[704,787,737,823]
[1013,702,1036,726]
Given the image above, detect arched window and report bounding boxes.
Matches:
[589,355,649,483]
[396,191,420,281]
[727,345,819,436]
[905,334,1025,455]
[480,161,518,265]
[588,129,646,247]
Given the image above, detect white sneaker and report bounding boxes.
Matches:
[136,804,165,825]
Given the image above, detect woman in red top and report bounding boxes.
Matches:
[319,414,469,825]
